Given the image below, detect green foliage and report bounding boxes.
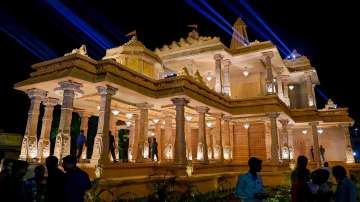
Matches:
[264,185,291,202]
[85,179,113,202]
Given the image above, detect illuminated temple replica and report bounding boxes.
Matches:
[15,18,356,195]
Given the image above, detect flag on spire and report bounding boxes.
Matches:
[187,24,198,29]
[126,30,137,37]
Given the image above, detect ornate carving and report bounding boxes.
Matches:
[194,70,206,85]
[65,44,88,57]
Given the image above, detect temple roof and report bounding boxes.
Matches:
[104,36,161,63]
[154,29,222,55]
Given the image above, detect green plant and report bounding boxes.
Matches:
[85,178,114,202]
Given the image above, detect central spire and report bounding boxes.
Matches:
[230,18,249,49]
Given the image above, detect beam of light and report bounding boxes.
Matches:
[76,4,127,43]
[0,11,57,60]
[236,0,292,55]
[44,0,114,50]
[197,0,248,45]
[221,0,288,56]
[315,86,329,101]
[185,0,234,37]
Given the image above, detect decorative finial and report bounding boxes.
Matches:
[325,99,337,109]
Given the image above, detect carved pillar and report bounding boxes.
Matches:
[155,121,162,161]
[129,114,138,161]
[262,52,276,95]
[171,98,189,165]
[282,76,290,106]
[54,81,82,161]
[222,59,231,96]
[268,112,280,162]
[229,122,234,159]
[223,116,231,160]
[19,89,47,161]
[110,114,119,161]
[91,85,117,165]
[164,113,173,160]
[304,72,315,107]
[213,113,224,162]
[135,103,151,162]
[214,54,223,94]
[310,122,321,166]
[341,123,355,163]
[37,98,58,161]
[279,119,290,160]
[79,112,90,159]
[185,115,192,160]
[196,106,209,163]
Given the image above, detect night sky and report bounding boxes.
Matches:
[1,0,359,134]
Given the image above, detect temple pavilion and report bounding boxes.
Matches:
[14,18,355,194]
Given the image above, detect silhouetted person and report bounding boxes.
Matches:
[319,145,325,162]
[322,162,332,186]
[0,158,14,187]
[25,165,47,202]
[308,168,332,202]
[1,160,29,202]
[76,130,87,161]
[62,155,91,202]
[235,157,267,201]
[291,155,311,202]
[311,146,315,161]
[45,156,64,202]
[152,138,158,161]
[332,165,357,202]
[109,131,117,162]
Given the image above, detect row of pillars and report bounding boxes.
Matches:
[19,81,118,166]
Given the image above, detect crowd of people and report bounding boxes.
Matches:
[0,155,91,202]
[235,156,358,202]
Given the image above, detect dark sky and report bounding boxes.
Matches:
[1,0,359,134]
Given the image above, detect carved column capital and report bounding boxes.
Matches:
[195,106,209,114]
[309,122,319,127]
[267,112,280,119]
[279,119,289,128]
[26,88,47,100]
[214,54,224,61]
[171,97,189,107]
[43,97,59,106]
[96,85,117,96]
[223,59,231,67]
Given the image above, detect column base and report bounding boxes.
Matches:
[19,136,28,161]
[53,133,71,161]
[37,139,50,162]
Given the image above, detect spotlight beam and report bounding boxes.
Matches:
[0,11,57,60]
[44,0,114,50]
[221,0,288,55]
[315,86,329,101]
[185,0,233,37]
[197,0,247,45]
[237,0,292,54]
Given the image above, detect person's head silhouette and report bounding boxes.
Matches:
[248,157,262,174]
[332,165,347,182]
[62,155,77,172]
[297,155,308,169]
[46,156,59,170]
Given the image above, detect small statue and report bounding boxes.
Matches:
[194,70,205,85]
[65,44,88,56]
[179,67,190,77]
[325,99,337,109]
